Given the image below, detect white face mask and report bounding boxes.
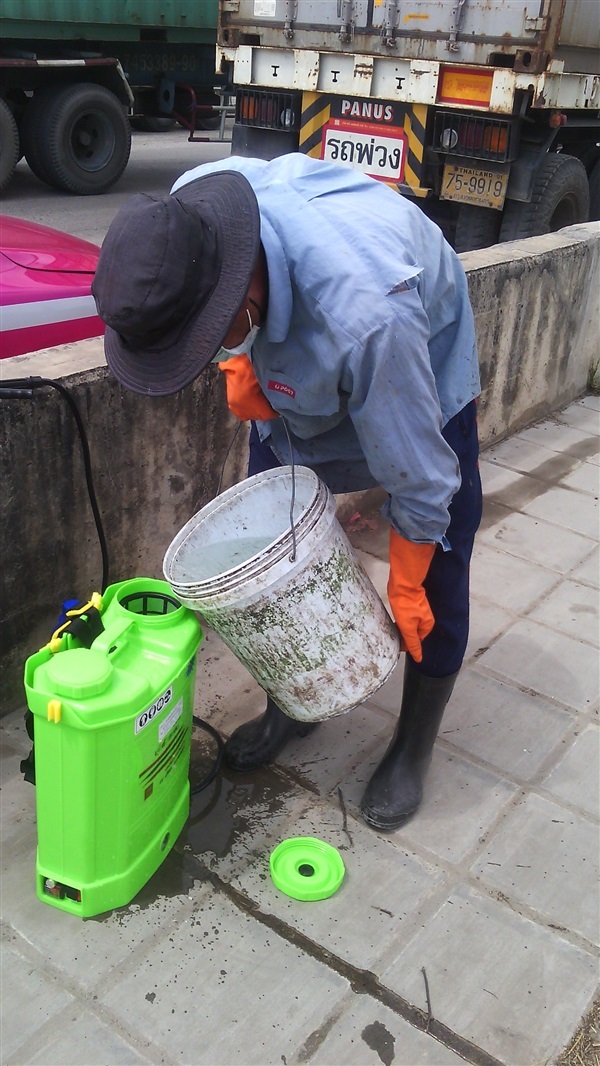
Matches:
[213,309,261,362]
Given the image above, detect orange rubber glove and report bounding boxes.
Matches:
[388,529,436,663]
[219,355,279,422]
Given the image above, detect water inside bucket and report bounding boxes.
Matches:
[175,535,276,584]
[163,467,400,720]
[165,468,321,588]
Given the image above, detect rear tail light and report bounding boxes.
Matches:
[434,111,513,162]
[235,89,301,132]
[438,66,494,108]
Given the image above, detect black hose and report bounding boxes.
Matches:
[191,715,225,794]
[0,376,110,592]
[1,377,225,792]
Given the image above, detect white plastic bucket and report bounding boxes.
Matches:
[163,467,400,722]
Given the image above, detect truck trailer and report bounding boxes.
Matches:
[0,0,221,195]
[216,0,599,249]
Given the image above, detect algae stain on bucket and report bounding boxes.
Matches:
[164,467,400,723]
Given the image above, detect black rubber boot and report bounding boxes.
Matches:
[224,695,319,772]
[361,659,459,831]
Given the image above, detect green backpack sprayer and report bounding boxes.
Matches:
[24,578,204,918]
[5,376,223,919]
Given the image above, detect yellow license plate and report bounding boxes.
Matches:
[441,164,508,210]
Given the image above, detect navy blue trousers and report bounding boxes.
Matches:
[248,399,482,679]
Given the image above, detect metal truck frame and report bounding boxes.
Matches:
[0,2,224,195]
[216,0,600,249]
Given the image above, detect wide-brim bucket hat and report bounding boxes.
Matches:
[92,170,260,396]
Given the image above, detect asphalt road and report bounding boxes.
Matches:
[2,125,460,249]
[2,127,233,247]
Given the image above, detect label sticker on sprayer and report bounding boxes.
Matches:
[158,698,183,743]
[135,686,173,734]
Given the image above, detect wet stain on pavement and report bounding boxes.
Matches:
[480,434,598,531]
[362,1020,396,1065]
[91,726,299,921]
[185,737,296,861]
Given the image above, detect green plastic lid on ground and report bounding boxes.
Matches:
[269,837,345,901]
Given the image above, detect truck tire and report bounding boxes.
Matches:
[588,160,600,222]
[454,205,502,253]
[499,154,589,243]
[21,89,57,186]
[0,99,20,192]
[25,84,131,195]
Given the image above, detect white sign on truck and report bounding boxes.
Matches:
[217,0,599,250]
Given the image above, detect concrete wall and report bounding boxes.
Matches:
[0,344,248,714]
[1,223,598,714]
[462,223,600,444]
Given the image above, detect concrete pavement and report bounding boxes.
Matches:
[1,395,598,1066]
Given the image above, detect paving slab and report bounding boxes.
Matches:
[228,795,444,970]
[571,544,599,587]
[541,724,600,818]
[527,578,599,644]
[1,936,74,1062]
[99,890,351,1066]
[1,398,598,1066]
[468,544,561,613]
[0,836,203,991]
[464,596,513,662]
[277,701,396,795]
[1,737,37,858]
[521,484,599,539]
[561,460,600,495]
[556,400,600,435]
[338,744,517,865]
[184,759,309,882]
[381,883,599,1066]
[479,458,547,496]
[298,991,466,1065]
[11,1011,154,1066]
[0,711,31,755]
[478,618,599,714]
[484,431,597,477]
[442,669,574,780]
[476,507,597,574]
[479,460,583,522]
[518,420,600,456]
[471,793,600,945]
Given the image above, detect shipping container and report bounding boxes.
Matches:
[0,0,224,194]
[217,0,600,249]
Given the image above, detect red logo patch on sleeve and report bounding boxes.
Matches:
[268,379,296,398]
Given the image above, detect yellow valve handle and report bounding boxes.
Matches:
[40,592,104,653]
[65,592,103,618]
[47,700,62,723]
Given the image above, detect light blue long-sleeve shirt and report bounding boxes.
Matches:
[172,155,480,544]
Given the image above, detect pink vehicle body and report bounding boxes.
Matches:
[0,216,104,359]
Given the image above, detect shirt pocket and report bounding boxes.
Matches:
[262,370,341,418]
[385,266,423,297]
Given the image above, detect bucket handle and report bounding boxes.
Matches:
[216,417,298,563]
[281,417,298,564]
